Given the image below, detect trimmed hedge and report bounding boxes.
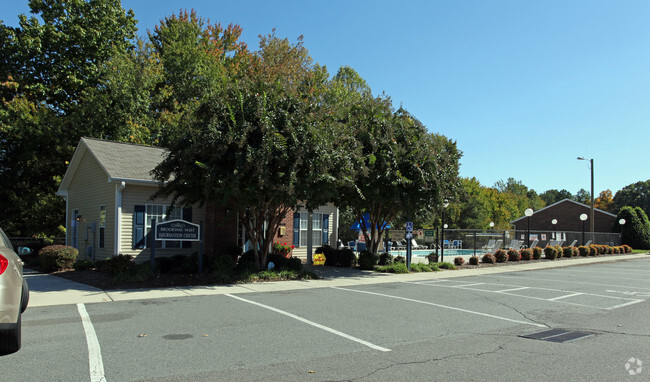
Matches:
[520,248,532,260]
[482,253,496,264]
[494,249,508,263]
[358,251,378,270]
[544,246,557,260]
[454,256,465,266]
[39,245,78,272]
[507,249,521,261]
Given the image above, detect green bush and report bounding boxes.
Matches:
[358,250,379,270]
[507,249,521,261]
[426,252,439,263]
[267,253,302,272]
[453,256,465,266]
[532,247,543,260]
[482,253,496,264]
[578,246,590,256]
[435,262,458,270]
[562,247,573,258]
[469,256,480,265]
[378,252,394,266]
[411,263,438,272]
[39,245,78,272]
[544,246,557,260]
[100,254,135,276]
[376,262,409,273]
[622,244,632,253]
[617,206,650,249]
[520,248,532,260]
[74,259,95,271]
[494,249,508,263]
[324,247,356,267]
[394,255,406,263]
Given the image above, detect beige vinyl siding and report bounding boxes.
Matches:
[292,204,338,259]
[119,185,206,262]
[66,150,116,261]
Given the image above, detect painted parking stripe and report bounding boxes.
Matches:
[407,281,641,310]
[333,287,546,328]
[77,303,107,382]
[453,283,485,288]
[225,294,390,352]
[497,287,530,293]
[548,292,583,301]
[481,274,650,292]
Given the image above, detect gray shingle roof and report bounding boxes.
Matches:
[82,137,168,182]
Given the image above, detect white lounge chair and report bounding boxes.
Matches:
[411,239,425,250]
[487,240,503,254]
[482,239,496,250]
[568,240,577,247]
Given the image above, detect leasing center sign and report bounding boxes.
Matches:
[155,219,200,241]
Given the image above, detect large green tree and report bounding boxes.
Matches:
[0,0,137,236]
[613,180,650,217]
[153,33,339,270]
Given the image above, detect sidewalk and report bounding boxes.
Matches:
[25,253,649,307]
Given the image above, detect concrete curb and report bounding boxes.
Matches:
[26,253,649,307]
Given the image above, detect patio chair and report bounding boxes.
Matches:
[392,240,406,250]
[487,240,503,254]
[568,240,577,247]
[443,239,451,249]
[451,240,460,249]
[507,239,523,250]
[482,239,496,250]
[584,240,592,246]
[527,239,539,249]
[411,239,425,250]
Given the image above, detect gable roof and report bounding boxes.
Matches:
[57,137,168,195]
[510,198,617,224]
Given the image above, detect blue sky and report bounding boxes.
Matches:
[3,0,649,197]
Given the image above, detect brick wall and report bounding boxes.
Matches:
[204,203,238,257]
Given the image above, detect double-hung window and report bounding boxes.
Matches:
[299,212,323,247]
[133,204,192,249]
[98,205,106,248]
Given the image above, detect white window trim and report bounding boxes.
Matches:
[144,204,185,249]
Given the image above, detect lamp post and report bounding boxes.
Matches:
[524,208,533,248]
[577,157,594,243]
[580,213,588,245]
[618,218,626,245]
[551,219,557,245]
[440,200,449,263]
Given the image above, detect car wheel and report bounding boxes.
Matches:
[20,280,29,313]
[0,313,21,355]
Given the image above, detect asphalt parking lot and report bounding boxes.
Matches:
[2,256,649,381]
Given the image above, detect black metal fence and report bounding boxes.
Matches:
[424,229,622,251]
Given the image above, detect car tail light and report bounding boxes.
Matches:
[0,254,7,275]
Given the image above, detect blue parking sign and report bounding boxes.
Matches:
[406,222,413,232]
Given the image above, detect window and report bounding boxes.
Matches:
[133,204,192,249]
[98,205,106,248]
[299,212,323,247]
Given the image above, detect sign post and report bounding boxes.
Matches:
[406,222,413,270]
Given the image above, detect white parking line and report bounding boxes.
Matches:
[548,293,583,301]
[225,294,390,352]
[481,274,650,292]
[332,287,546,328]
[77,303,107,382]
[497,287,530,293]
[453,283,485,288]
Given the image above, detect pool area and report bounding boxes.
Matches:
[389,248,487,258]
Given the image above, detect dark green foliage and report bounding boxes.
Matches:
[235,250,260,275]
[323,247,356,267]
[38,245,78,272]
[155,254,198,274]
[616,206,650,249]
[469,256,480,265]
[410,263,437,272]
[494,249,508,263]
[453,256,465,266]
[562,247,574,258]
[99,254,135,276]
[481,253,496,264]
[378,252,394,266]
[74,259,95,271]
[267,253,302,272]
[358,250,378,270]
[507,249,521,261]
[435,262,458,270]
[532,247,543,259]
[520,248,532,260]
[612,180,650,217]
[544,246,557,260]
[578,246,590,257]
[376,262,409,273]
[394,255,406,263]
[588,246,598,256]
[426,252,439,263]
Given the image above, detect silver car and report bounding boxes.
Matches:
[0,227,28,354]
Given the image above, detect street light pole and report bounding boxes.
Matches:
[524,208,533,248]
[578,157,595,243]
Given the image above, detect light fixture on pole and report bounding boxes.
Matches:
[524,208,533,248]
[618,219,626,245]
[489,222,494,229]
[440,200,449,263]
[577,157,595,243]
[580,213,588,245]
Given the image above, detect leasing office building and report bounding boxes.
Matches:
[56,138,338,262]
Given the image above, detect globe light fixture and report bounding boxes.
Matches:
[580,213,588,245]
[524,208,533,248]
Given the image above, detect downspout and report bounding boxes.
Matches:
[114,181,126,256]
[333,207,339,247]
[61,191,69,246]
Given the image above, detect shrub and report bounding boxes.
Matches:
[358,250,379,270]
[427,252,439,263]
[612,246,621,254]
[100,254,135,276]
[572,247,579,257]
[378,252,394,266]
[394,255,406,264]
[411,263,436,272]
[436,262,458,270]
[376,262,409,273]
[544,246,557,260]
[325,247,356,267]
[554,246,563,256]
[494,249,508,263]
[482,253,496,264]
[532,247,543,260]
[622,244,632,253]
[453,256,465,266]
[267,253,302,272]
[588,246,598,256]
[507,249,521,261]
[74,259,95,271]
[469,256,480,265]
[520,248,532,260]
[210,254,236,274]
[39,245,78,272]
[578,246,590,257]
[562,247,573,258]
